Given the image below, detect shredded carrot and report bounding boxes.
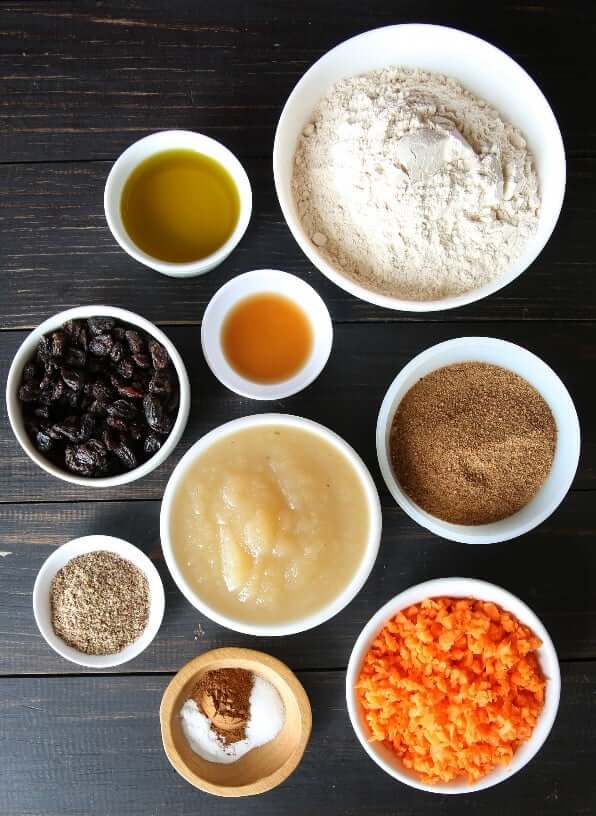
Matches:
[356,597,545,785]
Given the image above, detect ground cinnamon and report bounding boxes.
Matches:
[390,362,557,525]
[190,668,254,746]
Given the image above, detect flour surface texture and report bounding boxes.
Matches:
[292,68,540,301]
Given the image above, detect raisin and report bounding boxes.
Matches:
[22,362,39,382]
[79,413,96,441]
[148,339,170,369]
[37,336,52,362]
[61,367,83,392]
[132,351,151,369]
[92,381,113,403]
[64,444,94,476]
[33,405,51,420]
[113,380,144,400]
[35,428,54,452]
[52,420,80,443]
[125,329,144,355]
[50,330,67,358]
[102,427,119,451]
[65,347,86,368]
[149,370,173,397]
[114,440,137,470]
[88,399,107,416]
[108,399,137,420]
[144,433,162,455]
[110,341,124,364]
[64,320,88,351]
[128,421,144,442]
[143,394,173,434]
[18,383,39,402]
[89,334,114,357]
[106,415,129,434]
[117,357,135,380]
[87,316,115,336]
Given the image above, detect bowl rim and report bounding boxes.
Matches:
[200,268,333,400]
[273,22,566,312]
[345,576,561,794]
[376,336,581,543]
[159,647,312,797]
[159,412,382,636]
[104,129,253,278]
[32,534,165,668]
[5,304,191,487]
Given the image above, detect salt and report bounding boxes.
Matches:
[180,673,285,764]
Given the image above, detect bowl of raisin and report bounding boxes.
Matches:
[6,306,190,486]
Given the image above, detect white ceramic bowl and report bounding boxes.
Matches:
[201,269,333,400]
[273,24,566,312]
[346,577,561,794]
[377,337,580,544]
[104,130,252,277]
[6,305,191,487]
[33,534,165,668]
[160,413,382,636]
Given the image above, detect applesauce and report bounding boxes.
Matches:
[169,424,371,625]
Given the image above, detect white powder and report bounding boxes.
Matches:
[180,674,285,764]
[292,67,540,301]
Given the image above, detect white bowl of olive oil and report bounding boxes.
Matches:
[104,130,252,277]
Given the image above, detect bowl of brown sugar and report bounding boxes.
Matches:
[377,337,580,544]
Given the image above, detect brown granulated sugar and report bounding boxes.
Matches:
[390,362,557,525]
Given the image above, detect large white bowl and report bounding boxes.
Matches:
[6,305,191,487]
[160,413,382,636]
[273,24,566,312]
[346,577,561,794]
[33,534,165,668]
[376,337,580,544]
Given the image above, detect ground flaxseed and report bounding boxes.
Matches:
[390,362,557,525]
[50,551,149,655]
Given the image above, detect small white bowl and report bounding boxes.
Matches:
[273,24,565,311]
[6,305,191,487]
[376,337,580,544]
[33,534,165,668]
[160,413,382,636]
[201,269,333,400]
[346,577,561,794]
[104,130,252,278]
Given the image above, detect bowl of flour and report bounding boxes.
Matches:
[273,24,565,311]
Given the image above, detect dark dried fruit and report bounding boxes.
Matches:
[107,399,137,420]
[87,316,115,336]
[148,339,170,370]
[18,314,180,477]
[143,433,162,455]
[114,441,137,470]
[89,334,114,357]
[143,394,172,434]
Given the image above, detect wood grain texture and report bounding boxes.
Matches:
[0,1,595,162]
[0,666,594,815]
[0,158,595,327]
[2,322,593,503]
[1,492,595,675]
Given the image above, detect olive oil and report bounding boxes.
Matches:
[222,293,313,383]
[120,148,240,263]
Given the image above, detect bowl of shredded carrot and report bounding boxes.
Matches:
[346,577,560,794]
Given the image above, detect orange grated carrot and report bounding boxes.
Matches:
[356,597,545,785]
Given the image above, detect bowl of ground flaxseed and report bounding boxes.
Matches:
[376,338,580,544]
[33,534,165,668]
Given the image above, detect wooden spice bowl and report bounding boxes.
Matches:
[160,647,312,797]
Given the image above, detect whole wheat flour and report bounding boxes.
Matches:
[292,68,540,301]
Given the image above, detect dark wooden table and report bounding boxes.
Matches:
[1,3,595,814]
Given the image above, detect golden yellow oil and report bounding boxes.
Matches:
[120,148,240,263]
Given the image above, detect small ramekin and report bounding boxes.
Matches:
[201,269,333,400]
[6,305,191,487]
[104,130,252,278]
[346,577,561,794]
[376,337,580,544]
[160,413,382,636]
[33,534,165,668]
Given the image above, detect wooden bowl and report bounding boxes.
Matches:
[160,647,312,797]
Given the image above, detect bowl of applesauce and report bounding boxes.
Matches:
[160,414,382,635]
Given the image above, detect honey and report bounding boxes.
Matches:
[120,148,239,263]
[221,293,313,383]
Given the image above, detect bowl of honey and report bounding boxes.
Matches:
[201,269,333,400]
[104,130,252,277]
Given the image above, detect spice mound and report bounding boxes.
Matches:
[17,315,180,478]
[292,67,540,301]
[50,551,149,655]
[390,361,556,524]
[180,668,285,764]
[356,597,546,785]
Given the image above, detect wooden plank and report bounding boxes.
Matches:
[1,492,595,675]
[0,158,595,327]
[0,665,594,815]
[0,2,594,162]
[1,321,593,503]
